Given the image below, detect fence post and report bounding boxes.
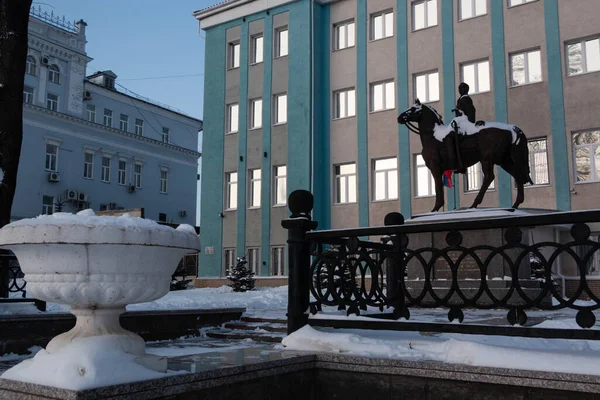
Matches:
[384,212,406,317]
[282,190,318,335]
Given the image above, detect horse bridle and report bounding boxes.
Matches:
[399,105,443,134]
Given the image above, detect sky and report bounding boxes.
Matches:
[40,0,222,224]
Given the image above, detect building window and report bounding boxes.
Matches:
[460,60,490,94]
[334,88,356,119]
[46,93,58,111]
[373,158,398,201]
[103,109,113,127]
[26,56,37,76]
[83,152,94,179]
[459,0,486,20]
[247,248,260,274]
[158,213,167,222]
[229,42,240,69]
[227,103,239,133]
[567,37,600,76]
[274,94,287,124]
[272,246,285,276]
[371,11,393,40]
[334,20,355,50]
[162,127,170,143]
[134,163,142,188]
[160,169,168,193]
[252,35,264,64]
[135,119,144,135]
[508,0,537,7]
[48,65,60,84]
[224,248,236,275]
[334,163,357,204]
[45,144,58,171]
[414,71,440,103]
[510,49,542,86]
[465,162,495,191]
[23,86,34,104]
[101,156,111,183]
[573,130,600,182]
[412,0,438,31]
[250,99,262,129]
[119,114,129,131]
[118,160,127,185]
[370,80,395,112]
[274,165,287,206]
[42,196,54,215]
[226,172,238,210]
[415,154,436,197]
[249,168,261,208]
[527,138,549,185]
[86,104,96,122]
[275,27,288,58]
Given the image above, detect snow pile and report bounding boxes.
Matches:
[433,115,519,144]
[282,325,600,375]
[1,336,182,390]
[407,208,529,223]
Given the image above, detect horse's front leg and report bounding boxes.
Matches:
[513,182,524,209]
[431,171,445,212]
[470,162,495,209]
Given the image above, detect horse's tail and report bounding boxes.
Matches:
[510,127,534,185]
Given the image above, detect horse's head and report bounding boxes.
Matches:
[397,100,443,131]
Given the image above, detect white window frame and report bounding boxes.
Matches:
[250,98,263,129]
[247,248,260,274]
[274,165,287,206]
[86,104,96,123]
[26,56,37,76]
[334,88,356,119]
[460,59,491,94]
[229,41,240,69]
[373,157,398,201]
[252,34,264,64]
[334,163,357,204]
[224,248,236,276]
[226,171,238,210]
[101,156,111,183]
[566,36,600,76]
[271,246,286,276]
[527,138,549,186]
[249,168,261,208]
[45,144,58,172]
[572,130,600,183]
[508,0,538,7]
[465,162,495,192]
[162,127,170,144]
[120,114,129,131]
[48,65,60,84]
[23,86,34,104]
[371,10,394,40]
[412,0,438,31]
[83,152,94,179]
[134,163,143,188]
[42,195,54,215]
[334,20,355,50]
[415,154,436,197]
[160,169,168,193]
[227,103,239,133]
[135,119,144,135]
[46,93,58,111]
[104,109,113,127]
[370,80,395,112]
[459,0,487,20]
[118,159,127,186]
[274,94,287,125]
[510,49,542,86]
[413,70,440,103]
[275,27,288,58]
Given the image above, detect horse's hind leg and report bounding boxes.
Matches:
[500,161,524,209]
[470,162,495,209]
[513,183,524,209]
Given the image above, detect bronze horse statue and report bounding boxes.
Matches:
[397,100,533,212]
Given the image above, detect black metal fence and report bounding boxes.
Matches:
[283,190,600,340]
[0,251,46,311]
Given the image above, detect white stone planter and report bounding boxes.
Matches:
[0,211,200,388]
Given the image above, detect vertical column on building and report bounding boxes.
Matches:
[441,0,458,210]
[544,0,571,211]
[236,22,250,256]
[261,14,274,276]
[356,0,369,227]
[199,26,227,276]
[490,0,512,208]
[312,3,331,230]
[397,0,411,217]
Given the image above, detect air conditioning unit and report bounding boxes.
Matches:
[41,56,50,65]
[48,172,60,183]
[66,189,78,201]
[180,210,187,217]
[127,185,136,193]
[108,202,117,210]
[83,90,92,100]
[78,192,87,202]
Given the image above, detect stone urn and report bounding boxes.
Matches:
[0,210,200,386]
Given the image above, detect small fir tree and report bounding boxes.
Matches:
[227,256,256,292]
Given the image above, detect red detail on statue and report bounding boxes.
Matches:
[443,170,453,188]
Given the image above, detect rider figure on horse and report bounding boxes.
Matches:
[446,82,480,174]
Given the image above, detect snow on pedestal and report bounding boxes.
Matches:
[0,210,200,390]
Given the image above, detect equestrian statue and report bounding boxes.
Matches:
[397,93,533,212]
